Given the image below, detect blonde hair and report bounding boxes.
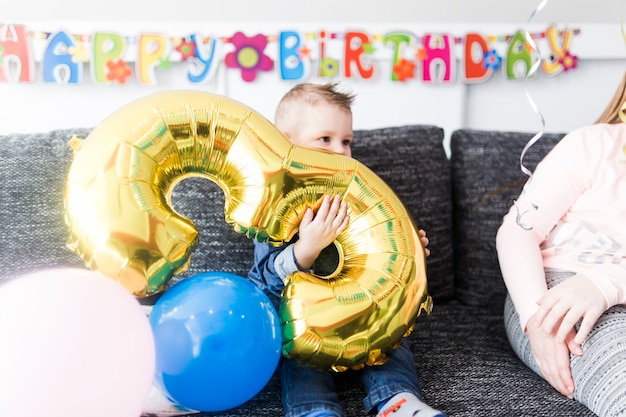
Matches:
[595,71,626,124]
[274,82,355,132]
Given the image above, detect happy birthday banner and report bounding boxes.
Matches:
[0,23,581,86]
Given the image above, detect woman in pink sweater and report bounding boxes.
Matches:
[497,71,626,417]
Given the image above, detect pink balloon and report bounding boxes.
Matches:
[0,268,155,417]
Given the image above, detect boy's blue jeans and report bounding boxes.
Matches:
[281,338,424,417]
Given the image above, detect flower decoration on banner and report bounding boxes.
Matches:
[298,44,312,59]
[320,57,340,77]
[559,51,578,71]
[68,41,89,63]
[176,38,197,61]
[362,42,376,55]
[414,47,428,62]
[106,59,133,84]
[158,58,173,70]
[483,49,503,70]
[224,32,273,82]
[393,59,416,82]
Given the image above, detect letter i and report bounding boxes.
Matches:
[319,30,327,76]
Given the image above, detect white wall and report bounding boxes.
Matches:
[1,0,625,154]
[3,0,624,24]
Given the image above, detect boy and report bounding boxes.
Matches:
[248,82,444,417]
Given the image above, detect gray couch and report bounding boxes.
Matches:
[0,124,595,417]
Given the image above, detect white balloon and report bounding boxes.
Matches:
[0,268,155,417]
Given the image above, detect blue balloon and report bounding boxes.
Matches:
[149,272,281,412]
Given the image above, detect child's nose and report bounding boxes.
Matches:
[330,142,346,155]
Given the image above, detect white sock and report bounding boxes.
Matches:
[376,392,446,417]
[142,382,196,415]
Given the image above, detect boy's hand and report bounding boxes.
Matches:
[294,195,349,271]
[419,229,430,257]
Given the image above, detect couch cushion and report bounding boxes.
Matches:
[450,129,565,307]
[353,125,454,302]
[0,129,91,283]
[407,301,595,417]
[168,177,256,283]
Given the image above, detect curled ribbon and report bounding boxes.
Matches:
[515,0,548,230]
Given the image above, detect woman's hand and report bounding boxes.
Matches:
[294,195,349,270]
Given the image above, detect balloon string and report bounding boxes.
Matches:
[520,0,547,177]
[515,0,547,230]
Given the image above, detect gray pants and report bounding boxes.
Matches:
[504,269,626,417]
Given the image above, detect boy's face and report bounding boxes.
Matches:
[287,101,353,157]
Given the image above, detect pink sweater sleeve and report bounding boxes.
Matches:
[496,207,547,330]
[496,128,591,330]
[497,124,626,330]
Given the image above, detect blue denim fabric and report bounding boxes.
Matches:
[248,240,425,417]
[281,339,424,417]
[248,239,293,304]
[360,339,425,411]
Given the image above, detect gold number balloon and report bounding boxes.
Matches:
[64,90,432,371]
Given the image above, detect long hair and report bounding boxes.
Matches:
[595,71,626,124]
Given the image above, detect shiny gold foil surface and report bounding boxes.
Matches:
[64,90,432,370]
